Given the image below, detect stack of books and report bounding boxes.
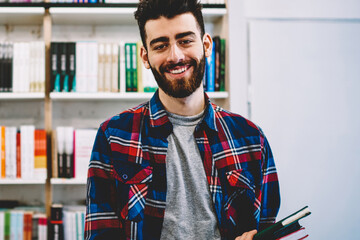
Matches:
[254,206,311,240]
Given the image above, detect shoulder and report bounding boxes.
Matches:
[211,103,262,137]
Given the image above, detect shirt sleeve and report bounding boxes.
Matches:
[259,130,281,230]
[85,125,124,239]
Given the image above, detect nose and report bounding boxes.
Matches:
[167,44,184,63]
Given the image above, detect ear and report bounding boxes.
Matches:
[140,46,150,69]
[203,33,213,58]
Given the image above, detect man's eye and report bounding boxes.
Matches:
[154,44,166,50]
[180,40,192,45]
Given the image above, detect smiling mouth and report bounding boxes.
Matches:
[166,65,191,75]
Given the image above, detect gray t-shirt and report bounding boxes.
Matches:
[160,110,221,240]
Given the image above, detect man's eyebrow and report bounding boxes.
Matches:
[175,31,196,39]
[149,37,169,47]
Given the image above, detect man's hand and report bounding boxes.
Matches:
[235,229,258,240]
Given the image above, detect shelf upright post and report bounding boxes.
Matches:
[43,6,53,219]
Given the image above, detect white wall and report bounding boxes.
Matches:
[228,0,360,239]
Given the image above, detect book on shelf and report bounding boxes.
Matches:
[62,205,86,240]
[0,206,47,240]
[49,204,64,240]
[254,206,311,240]
[53,127,96,180]
[0,125,47,181]
[0,42,45,94]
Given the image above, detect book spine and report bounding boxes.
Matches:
[49,204,64,240]
[111,43,119,92]
[0,43,4,92]
[97,43,105,92]
[51,42,60,92]
[64,127,74,178]
[34,129,47,180]
[6,43,13,92]
[60,42,68,92]
[56,127,65,178]
[213,36,221,91]
[125,43,132,92]
[205,41,216,92]
[16,131,21,178]
[1,126,6,178]
[104,43,112,92]
[52,130,58,178]
[219,38,226,91]
[119,42,126,93]
[4,211,10,240]
[67,42,76,92]
[29,42,35,92]
[131,43,138,92]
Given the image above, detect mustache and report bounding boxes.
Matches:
[160,59,197,72]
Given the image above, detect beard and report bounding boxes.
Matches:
[148,51,206,98]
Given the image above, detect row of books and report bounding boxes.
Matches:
[50,37,226,94]
[0,207,47,240]
[205,36,226,92]
[50,41,158,94]
[52,127,96,179]
[0,126,47,180]
[49,204,85,240]
[0,42,45,93]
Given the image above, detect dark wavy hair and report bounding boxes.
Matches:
[134,0,205,50]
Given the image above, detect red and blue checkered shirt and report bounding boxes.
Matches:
[85,91,280,240]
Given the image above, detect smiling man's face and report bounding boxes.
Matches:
[140,13,212,98]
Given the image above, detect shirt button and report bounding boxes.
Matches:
[122,174,128,180]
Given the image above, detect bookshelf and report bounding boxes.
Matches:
[0,1,229,235]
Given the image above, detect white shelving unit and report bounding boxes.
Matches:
[0,93,45,100]
[0,2,229,214]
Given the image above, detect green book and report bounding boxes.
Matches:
[4,211,10,240]
[219,38,226,92]
[125,43,132,92]
[253,206,311,240]
[131,43,138,92]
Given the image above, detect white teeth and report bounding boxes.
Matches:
[170,67,187,74]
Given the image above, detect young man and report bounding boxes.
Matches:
[85,0,280,239]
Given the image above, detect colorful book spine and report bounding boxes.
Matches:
[219,38,226,91]
[205,41,216,92]
[51,42,61,92]
[131,43,138,92]
[67,42,76,92]
[125,43,132,92]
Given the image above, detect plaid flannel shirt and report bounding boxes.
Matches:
[85,91,280,240]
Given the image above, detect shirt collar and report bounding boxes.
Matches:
[148,90,218,132]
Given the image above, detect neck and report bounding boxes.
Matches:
[158,86,205,116]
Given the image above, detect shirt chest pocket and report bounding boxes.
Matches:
[113,162,153,222]
[224,168,260,231]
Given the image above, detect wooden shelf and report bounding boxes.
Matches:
[50,91,228,100]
